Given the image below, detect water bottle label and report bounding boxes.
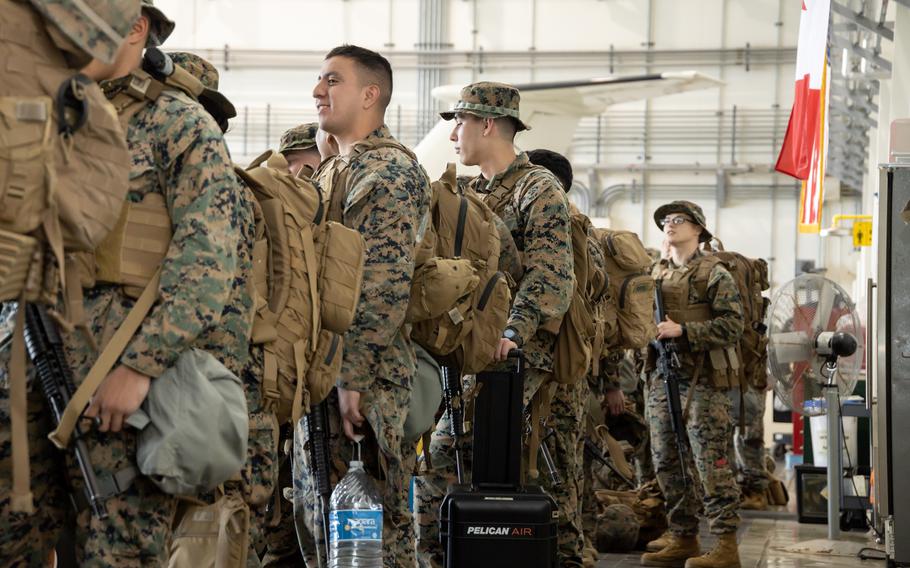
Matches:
[330,509,383,542]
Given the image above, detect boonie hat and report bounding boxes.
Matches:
[440,81,531,132]
[653,200,713,243]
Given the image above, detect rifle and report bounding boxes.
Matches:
[650,281,689,486]
[303,400,332,567]
[583,437,635,489]
[538,428,562,486]
[439,364,465,484]
[21,303,108,518]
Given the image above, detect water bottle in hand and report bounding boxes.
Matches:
[329,436,383,567]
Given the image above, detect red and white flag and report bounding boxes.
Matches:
[776,0,831,232]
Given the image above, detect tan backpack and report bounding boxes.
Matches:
[596,229,656,351]
[551,211,609,384]
[704,241,771,389]
[408,163,511,374]
[234,151,365,425]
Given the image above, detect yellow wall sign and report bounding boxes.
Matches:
[853,221,873,247]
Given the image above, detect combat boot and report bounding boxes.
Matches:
[640,535,700,567]
[684,533,740,568]
[739,491,768,511]
[645,531,672,552]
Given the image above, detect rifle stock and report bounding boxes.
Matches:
[652,281,689,486]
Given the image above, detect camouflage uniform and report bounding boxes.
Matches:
[57,7,255,563]
[170,50,285,564]
[415,82,575,568]
[296,125,430,568]
[730,387,769,495]
[647,202,743,539]
[0,1,141,565]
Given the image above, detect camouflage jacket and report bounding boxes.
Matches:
[468,153,575,372]
[651,249,743,379]
[67,87,255,380]
[326,125,431,392]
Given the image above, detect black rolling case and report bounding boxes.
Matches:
[439,351,558,568]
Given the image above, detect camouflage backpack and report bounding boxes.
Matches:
[235,151,365,425]
[704,240,771,389]
[596,229,657,351]
[407,163,511,375]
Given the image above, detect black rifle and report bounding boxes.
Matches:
[21,303,108,518]
[440,364,465,483]
[583,437,635,489]
[303,399,332,567]
[651,282,689,486]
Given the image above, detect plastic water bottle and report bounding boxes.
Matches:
[329,437,383,567]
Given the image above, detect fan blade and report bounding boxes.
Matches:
[770,331,815,364]
[813,278,837,331]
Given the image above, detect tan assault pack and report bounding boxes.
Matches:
[551,210,609,384]
[704,241,771,389]
[596,229,656,351]
[408,164,511,375]
[234,151,365,425]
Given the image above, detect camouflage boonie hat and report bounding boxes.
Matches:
[279,123,319,154]
[168,52,236,128]
[439,81,531,132]
[654,200,713,243]
[169,51,219,90]
[141,0,175,46]
[28,0,142,64]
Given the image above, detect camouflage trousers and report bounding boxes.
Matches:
[729,388,769,493]
[647,374,740,536]
[259,429,304,567]
[540,379,587,567]
[413,368,551,568]
[0,378,68,567]
[294,382,416,568]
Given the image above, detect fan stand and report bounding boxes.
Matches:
[822,358,843,541]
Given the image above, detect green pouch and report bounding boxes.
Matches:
[126,349,249,496]
[403,343,443,443]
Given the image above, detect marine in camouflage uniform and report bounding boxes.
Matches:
[642,201,743,568]
[169,50,289,565]
[278,122,323,180]
[0,1,141,565]
[414,83,575,568]
[296,47,430,567]
[63,3,255,564]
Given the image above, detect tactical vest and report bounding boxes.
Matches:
[655,254,742,388]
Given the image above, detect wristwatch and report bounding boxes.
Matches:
[502,326,523,347]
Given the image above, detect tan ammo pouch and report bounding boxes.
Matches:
[0,96,54,238]
[94,193,172,297]
[314,220,365,334]
[168,489,250,568]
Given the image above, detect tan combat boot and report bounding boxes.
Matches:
[640,535,700,567]
[684,533,741,568]
[645,531,672,552]
[739,491,768,511]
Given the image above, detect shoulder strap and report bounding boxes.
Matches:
[48,269,161,449]
[483,161,541,214]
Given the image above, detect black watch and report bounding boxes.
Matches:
[503,326,523,347]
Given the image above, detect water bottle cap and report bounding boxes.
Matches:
[348,460,364,469]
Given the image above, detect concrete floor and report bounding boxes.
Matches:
[595,512,886,567]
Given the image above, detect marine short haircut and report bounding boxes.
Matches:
[527,149,574,192]
[325,45,393,110]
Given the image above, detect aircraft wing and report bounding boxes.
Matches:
[414,71,723,179]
